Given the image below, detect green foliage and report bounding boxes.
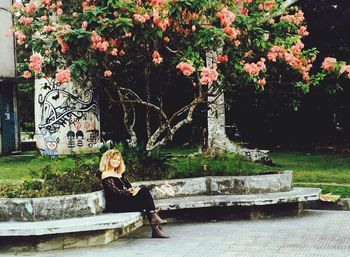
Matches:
[114,143,169,181]
[3,148,350,198]
[0,157,101,198]
[0,152,100,180]
[165,151,277,178]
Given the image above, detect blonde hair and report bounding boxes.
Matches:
[99,149,126,174]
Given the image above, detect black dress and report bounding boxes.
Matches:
[102,173,156,213]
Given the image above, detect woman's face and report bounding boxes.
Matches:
[109,155,121,170]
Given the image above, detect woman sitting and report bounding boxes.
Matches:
[99,149,169,238]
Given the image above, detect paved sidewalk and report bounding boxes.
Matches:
[2,210,350,257]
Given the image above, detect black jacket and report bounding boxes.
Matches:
[102,173,133,212]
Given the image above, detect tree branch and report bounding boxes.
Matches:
[273,0,300,17]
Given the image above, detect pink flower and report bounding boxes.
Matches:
[281,10,305,25]
[291,42,304,53]
[152,9,170,32]
[11,2,24,11]
[104,70,112,77]
[15,31,26,45]
[339,65,350,79]
[217,7,236,27]
[133,13,150,24]
[100,41,109,52]
[25,1,36,14]
[110,48,118,56]
[223,26,240,41]
[40,15,48,21]
[56,35,69,53]
[258,78,266,86]
[199,67,219,85]
[176,62,195,76]
[19,16,34,27]
[81,21,88,30]
[119,49,125,56]
[41,0,51,6]
[267,46,285,62]
[152,51,163,64]
[29,54,43,73]
[243,58,266,76]
[163,37,170,43]
[322,57,337,71]
[55,69,71,84]
[124,32,132,38]
[43,25,54,32]
[57,8,63,15]
[90,31,109,52]
[239,6,249,16]
[150,0,167,7]
[258,1,275,12]
[217,55,228,63]
[23,71,32,79]
[298,26,309,36]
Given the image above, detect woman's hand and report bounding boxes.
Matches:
[127,187,141,196]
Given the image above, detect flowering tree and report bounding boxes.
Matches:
[9,0,350,161]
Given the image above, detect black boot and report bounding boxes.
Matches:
[151,225,169,238]
[147,210,168,225]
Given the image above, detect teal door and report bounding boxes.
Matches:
[0,83,15,154]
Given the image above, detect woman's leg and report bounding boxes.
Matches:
[134,187,156,212]
[134,188,169,238]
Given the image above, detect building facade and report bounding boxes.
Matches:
[0,0,20,155]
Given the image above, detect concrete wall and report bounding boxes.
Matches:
[34,79,101,155]
[0,0,15,78]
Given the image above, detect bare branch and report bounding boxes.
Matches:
[272,0,300,17]
[118,87,172,134]
[164,45,179,53]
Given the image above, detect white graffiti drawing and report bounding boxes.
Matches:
[38,83,99,134]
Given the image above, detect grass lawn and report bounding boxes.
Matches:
[270,152,350,198]
[0,151,100,182]
[1,148,350,197]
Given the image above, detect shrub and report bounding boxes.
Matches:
[115,143,169,181]
[0,157,101,198]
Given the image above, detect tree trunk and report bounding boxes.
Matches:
[145,64,152,142]
[116,86,138,148]
[205,49,272,165]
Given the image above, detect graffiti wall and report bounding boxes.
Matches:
[34,78,100,156]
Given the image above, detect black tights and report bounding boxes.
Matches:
[120,187,156,213]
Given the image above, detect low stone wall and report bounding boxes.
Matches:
[210,171,292,195]
[0,171,292,222]
[136,171,292,199]
[0,191,105,222]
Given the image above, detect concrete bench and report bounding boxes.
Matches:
[0,187,320,253]
[0,171,293,222]
[0,187,320,237]
[0,212,143,237]
[0,172,321,252]
[155,187,320,211]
